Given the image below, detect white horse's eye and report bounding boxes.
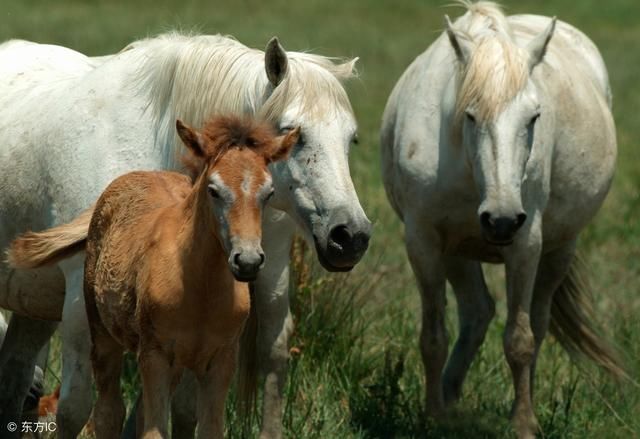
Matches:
[529,113,541,126]
[465,111,476,124]
[279,126,295,134]
[265,188,275,201]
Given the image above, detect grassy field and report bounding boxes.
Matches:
[1,0,639,437]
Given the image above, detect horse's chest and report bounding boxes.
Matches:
[146,285,250,369]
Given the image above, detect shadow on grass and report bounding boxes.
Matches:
[349,351,505,439]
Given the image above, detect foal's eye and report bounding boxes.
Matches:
[208,186,220,199]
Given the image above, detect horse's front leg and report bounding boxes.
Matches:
[196,343,238,439]
[253,213,295,439]
[139,347,175,439]
[528,240,576,398]
[57,253,94,439]
[405,220,448,416]
[502,219,542,439]
[170,370,198,439]
[442,257,495,406]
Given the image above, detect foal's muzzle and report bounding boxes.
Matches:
[229,247,265,282]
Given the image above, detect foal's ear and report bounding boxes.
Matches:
[176,119,205,157]
[444,15,473,65]
[265,37,289,87]
[527,17,556,71]
[267,127,299,163]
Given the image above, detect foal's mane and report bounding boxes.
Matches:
[181,115,276,182]
[130,32,357,168]
[450,1,529,124]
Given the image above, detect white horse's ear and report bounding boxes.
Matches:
[527,17,556,71]
[176,119,205,157]
[265,37,289,87]
[445,15,472,65]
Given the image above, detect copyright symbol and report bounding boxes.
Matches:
[6,422,17,432]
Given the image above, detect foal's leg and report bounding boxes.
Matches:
[139,348,174,439]
[442,257,495,406]
[0,314,57,436]
[123,370,198,439]
[196,343,238,439]
[528,241,576,398]
[254,215,295,439]
[405,221,448,416]
[57,254,94,439]
[91,331,125,439]
[171,370,198,439]
[502,223,543,439]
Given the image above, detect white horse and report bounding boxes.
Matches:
[0,33,371,438]
[381,2,621,437]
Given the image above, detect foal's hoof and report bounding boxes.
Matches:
[512,411,540,439]
[425,401,448,420]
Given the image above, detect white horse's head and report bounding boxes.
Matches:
[446,15,556,245]
[258,38,372,271]
[140,34,372,271]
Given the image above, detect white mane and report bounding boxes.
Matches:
[130,32,358,166]
[451,2,529,124]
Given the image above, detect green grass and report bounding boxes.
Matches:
[2,0,639,437]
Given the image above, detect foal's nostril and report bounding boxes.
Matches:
[515,212,527,228]
[234,252,241,266]
[259,253,265,266]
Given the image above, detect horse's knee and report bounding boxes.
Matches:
[466,295,495,343]
[504,311,535,367]
[420,312,448,362]
[257,312,292,366]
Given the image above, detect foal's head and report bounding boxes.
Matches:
[176,116,299,281]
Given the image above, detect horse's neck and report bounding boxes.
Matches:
[177,173,224,270]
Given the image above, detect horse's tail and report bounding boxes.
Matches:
[237,284,259,433]
[7,207,93,269]
[549,253,628,380]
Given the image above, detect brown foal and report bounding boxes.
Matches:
[9,115,299,438]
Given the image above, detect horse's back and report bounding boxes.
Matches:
[89,171,191,243]
[380,33,454,220]
[0,40,93,97]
